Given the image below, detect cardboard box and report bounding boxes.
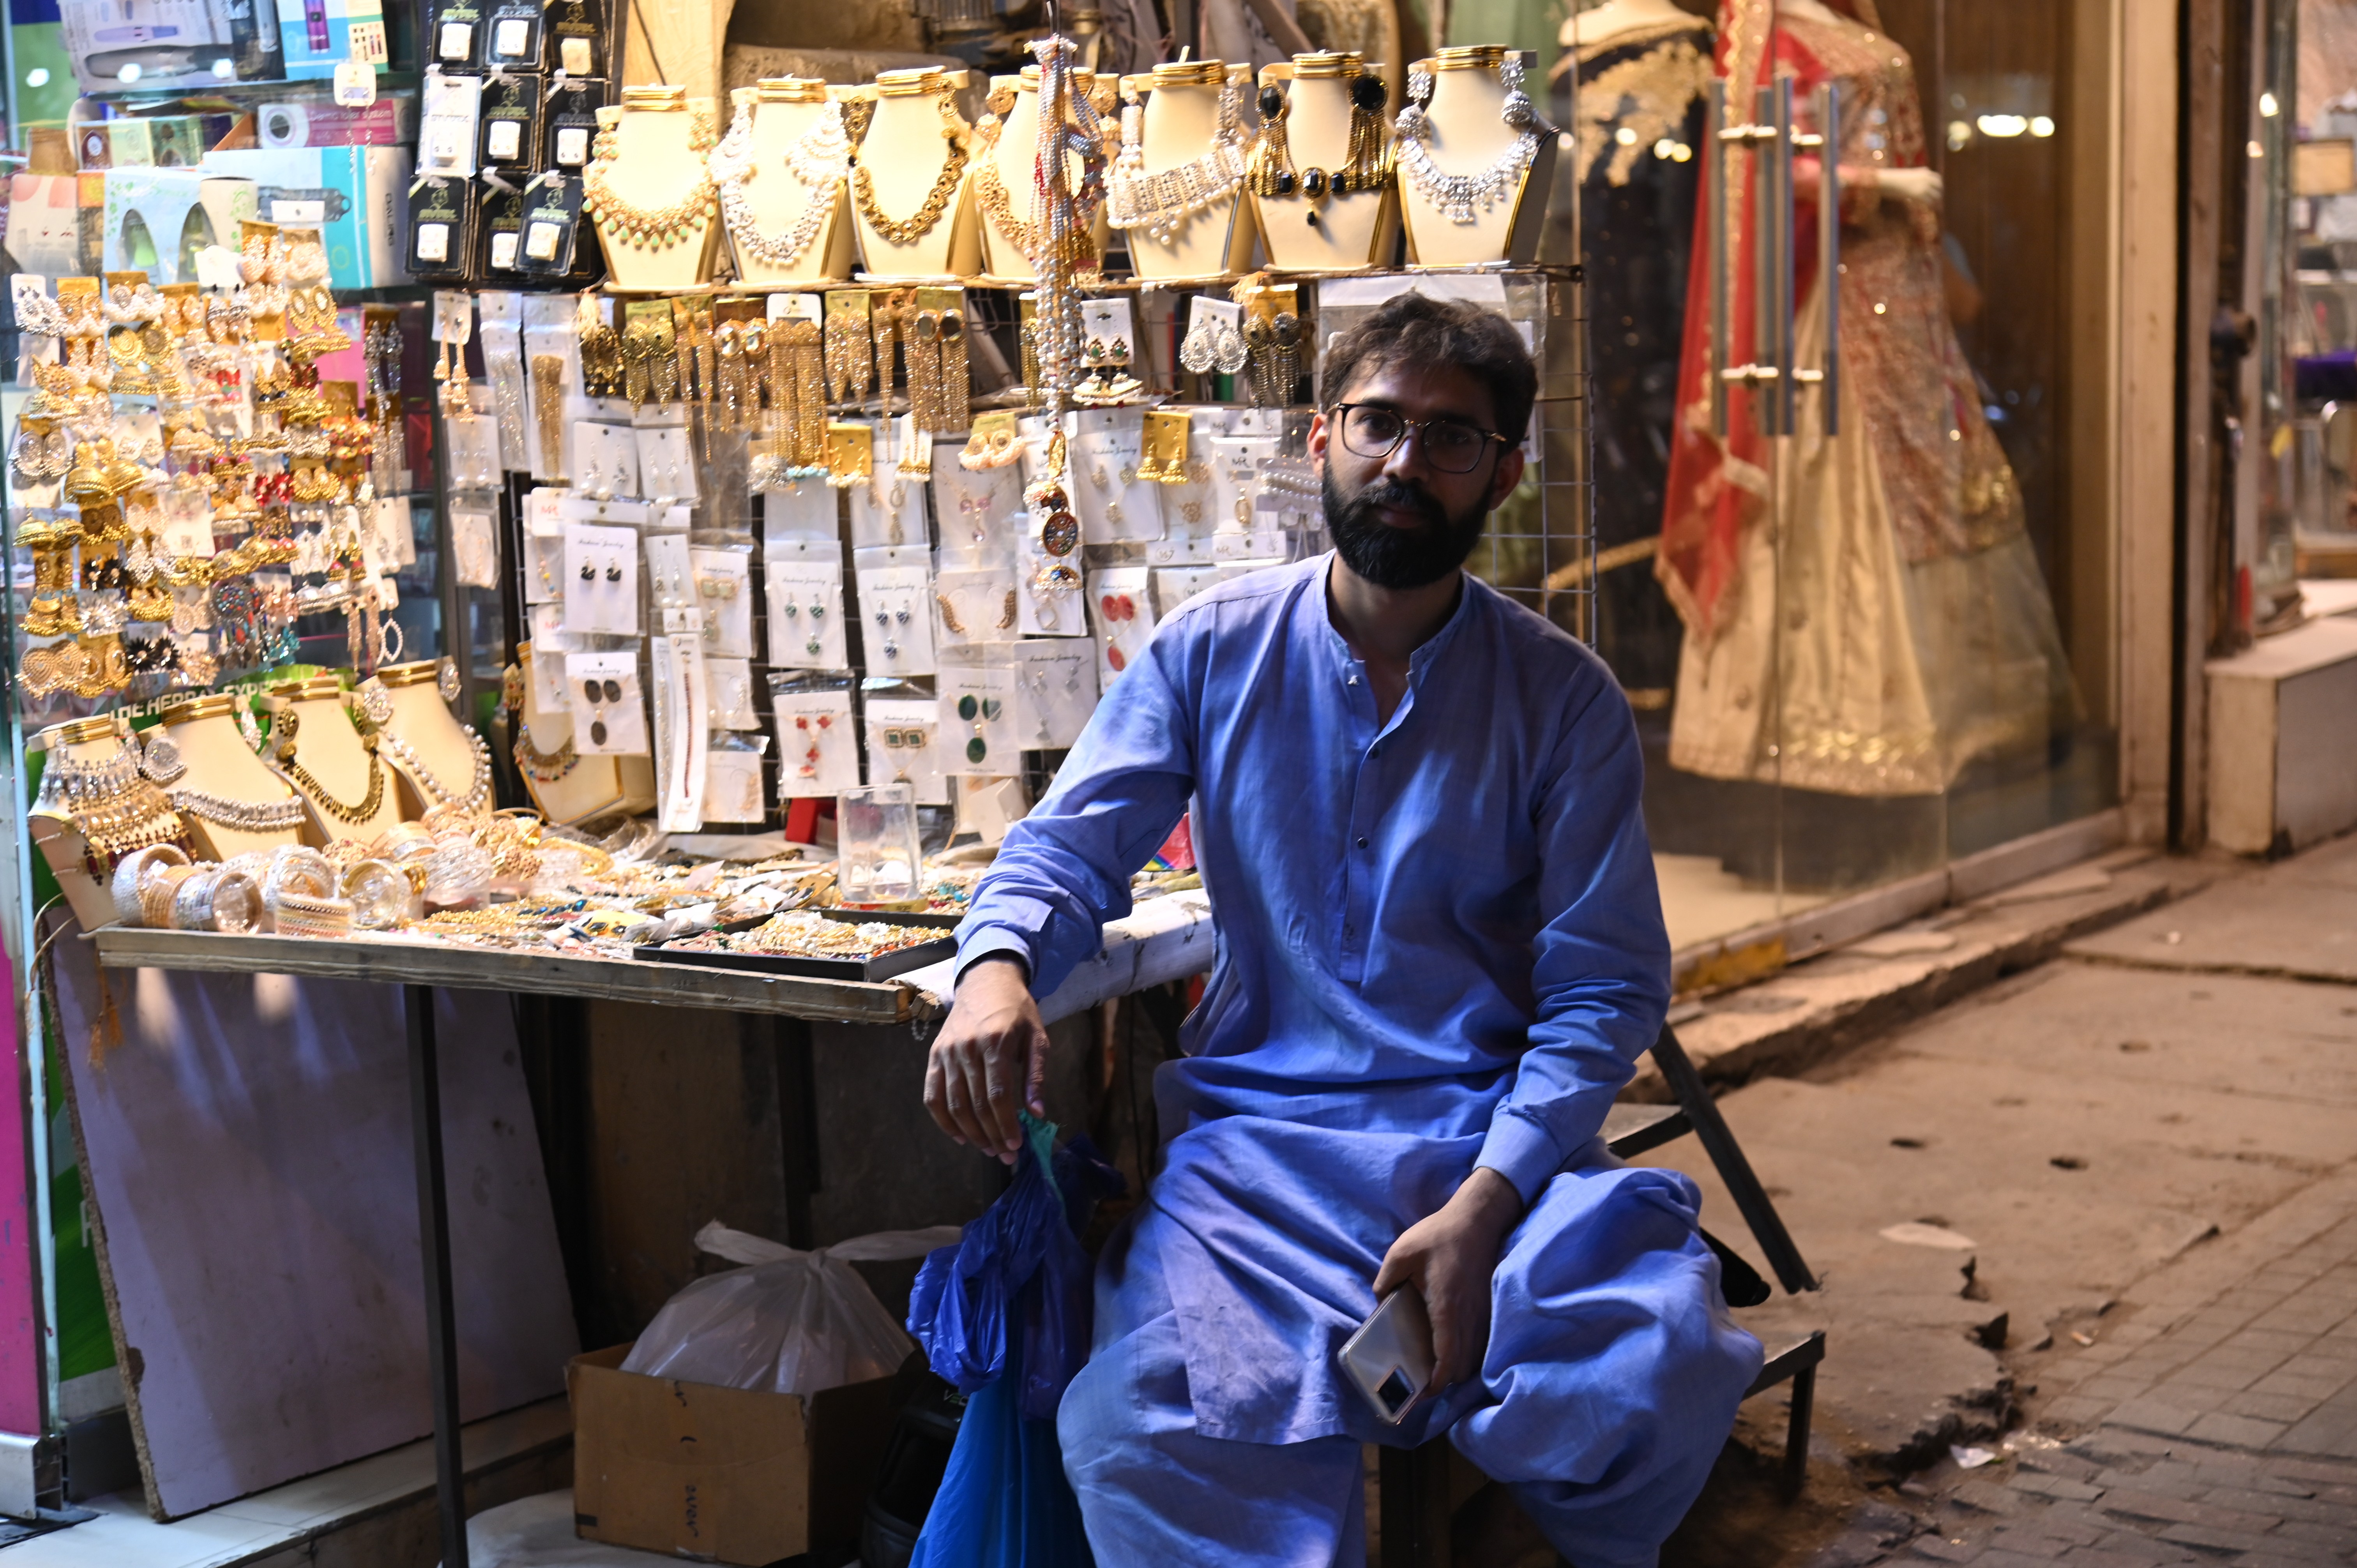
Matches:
[3,173,104,277]
[102,167,256,281]
[568,1343,898,1567]
[201,144,411,288]
[57,0,279,91]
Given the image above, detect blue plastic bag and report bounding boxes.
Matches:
[904,1115,1122,1567]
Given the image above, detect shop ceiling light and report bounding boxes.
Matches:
[1976,113,2028,138]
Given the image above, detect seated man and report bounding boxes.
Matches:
[925,293,1762,1568]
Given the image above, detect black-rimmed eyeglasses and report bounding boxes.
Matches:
[1330,403,1511,475]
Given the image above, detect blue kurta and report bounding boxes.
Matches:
[959,556,1760,1562]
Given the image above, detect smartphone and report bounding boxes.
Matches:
[1338,1287,1436,1425]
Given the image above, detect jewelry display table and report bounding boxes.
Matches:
[88,886,1215,1566]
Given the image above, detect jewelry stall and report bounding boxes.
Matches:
[4,24,1592,1564]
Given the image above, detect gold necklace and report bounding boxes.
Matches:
[583,115,721,251]
[280,748,386,825]
[851,95,969,245]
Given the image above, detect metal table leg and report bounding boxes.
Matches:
[406,985,468,1568]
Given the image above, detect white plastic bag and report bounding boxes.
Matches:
[618,1220,961,1398]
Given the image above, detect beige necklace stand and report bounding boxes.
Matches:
[1120,61,1259,281]
[514,641,657,825]
[1255,54,1400,272]
[159,693,309,860]
[376,659,492,819]
[266,675,408,845]
[29,715,171,931]
[1399,48,1558,267]
[592,87,726,293]
[978,69,1117,282]
[852,69,984,281]
[721,78,858,288]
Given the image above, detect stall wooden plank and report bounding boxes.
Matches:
[91,927,912,1026]
[46,938,578,1521]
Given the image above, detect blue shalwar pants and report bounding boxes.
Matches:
[1057,1152,1762,1568]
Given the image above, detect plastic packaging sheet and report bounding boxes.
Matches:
[618,1220,961,1398]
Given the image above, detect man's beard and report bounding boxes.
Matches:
[1322,469,1489,590]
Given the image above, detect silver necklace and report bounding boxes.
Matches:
[1107,83,1249,244]
[1394,57,1541,225]
[710,100,851,267]
[379,728,493,814]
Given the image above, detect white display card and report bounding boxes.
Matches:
[774,689,858,798]
[766,557,848,671]
[940,663,1019,777]
[703,657,760,730]
[863,696,948,805]
[561,521,639,636]
[565,651,648,756]
[855,564,937,678]
[1008,638,1099,749]
[689,546,755,658]
[933,566,1019,648]
[702,748,767,823]
[848,461,929,550]
[1089,564,1158,687]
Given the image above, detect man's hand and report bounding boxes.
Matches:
[1372,1167,1524,1390]
[924,957,1048,1162]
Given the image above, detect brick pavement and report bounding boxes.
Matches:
[1822,1188,2357,1564]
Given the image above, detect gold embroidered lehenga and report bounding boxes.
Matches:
[1655,0,2078,797]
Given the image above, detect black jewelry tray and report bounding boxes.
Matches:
[632,908,963,982]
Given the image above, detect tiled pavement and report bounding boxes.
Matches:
[1854,1197,2357,1564]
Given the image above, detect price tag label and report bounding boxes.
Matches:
[269,198,327,225]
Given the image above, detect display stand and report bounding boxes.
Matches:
[1118,62,1260,281]
[1254,55,1401,272]
[977,68,1119,282]
[376,660,493,819]
[28,715,166,932]
[1397,48,1558,266]
[512,642,657,825]
[717,78,858,288]
[588,87,725,293]
[850,69,984,282]
[266,674,408,845]
[157,694,308,861]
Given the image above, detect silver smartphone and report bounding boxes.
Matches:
[1338,1286,1436,1425]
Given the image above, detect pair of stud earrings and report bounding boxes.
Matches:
[577,557,622,581]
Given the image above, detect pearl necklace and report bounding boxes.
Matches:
[710,100,852,267]
[1394,57,1541,225]
[169,783,308,832]
[1106,83,1249,244]
[380,728,493,814]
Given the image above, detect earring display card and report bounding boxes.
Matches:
[933,566,1019,648]
[562,521,640,635]
[545,77,605,169]
[1181,296,1248,376]
[644,532,695,630]
[690,547,755,658]
[451,509,500,588]
[703,748,767,823]
[931,457,1021,565]
[704,657,760,730]
[1209,435,1278,532]
[569,421,640,501]
[1015,544,1087,637]
[767,558,847,670]
[1089,564,1157,685]
[1154,564,1229,620]
[764,481,837,541]
[855,564,938,677]
[774,690,858,798]
[525,532,564,604]
[421,71,486,178]
[1009,638,1099,749]
[566,651,649,755]
[1072,424,1166,545]
[848,461,929,551]
[864,697,948,805]
[445,411,502,489]
[940,664,1018,777]
[428,0,484,66]
[636,425,699,506]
